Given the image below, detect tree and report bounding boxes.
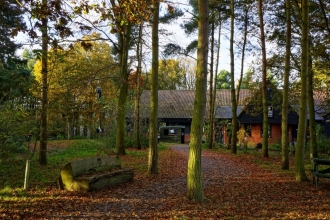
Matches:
[180,57,197,90]
[308,60,317,158]
[281,0,291,170]
[207,17,215,149]
[148,0,160,174]
[149,59,185,90]
[72,0,156,154]
[22,49,37,71]
[209,10,225,149]
[240,68,255,89]
[187,0,209,202]
[258,0,269,157]
[114,22,132,155]
[216,70,231,89]
[0,58,33,104]
[295,0,309,182]
[0,0,25,62]
[33,35,118,141]
[229,0,238,154]
[178,0,228,149]
[235,0,253,103]
[39,0,49,165]
[21,0,74,165]
[134,22,143,150]
[146,1,184,173]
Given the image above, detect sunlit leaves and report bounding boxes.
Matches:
[32,35,119,132]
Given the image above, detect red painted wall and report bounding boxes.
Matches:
[182,124,295,146]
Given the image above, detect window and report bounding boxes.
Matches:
[260,124,271,138]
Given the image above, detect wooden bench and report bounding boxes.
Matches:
[310,155,330,189]
[58,156,134,191]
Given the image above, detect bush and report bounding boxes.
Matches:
[316,133,330,154]
[125,136,136,148]
[0,102,37,160]
[269,142,281,151]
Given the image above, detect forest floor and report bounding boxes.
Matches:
[1,144,330,219]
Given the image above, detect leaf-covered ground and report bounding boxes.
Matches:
[1,145,330,219]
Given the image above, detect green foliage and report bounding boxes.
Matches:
[269,142,281,151]
[125,135,149,148]
[237,129,247,146]
[216,70,231,89]
[0,58,34,103]
[0,102,37,160]
[308,124,330,155]
[147,59,186,90]
[240,68,255,89]
[0,1,25,62]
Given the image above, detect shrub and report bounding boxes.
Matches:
[0,102,37,160]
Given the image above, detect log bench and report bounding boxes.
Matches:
[58,156,134,191]
[310,156,330,189]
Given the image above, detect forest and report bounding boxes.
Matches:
[1,0,330,218]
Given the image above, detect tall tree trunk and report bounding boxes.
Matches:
[236,7,248,102]
[187,0,209,202]
[135,22,143,150]
[295,0,309,182]
[39,0,48,165]
[230,0,238,154]
[87,123,91,140]
[208,20,215,149]
[115,23,132,155]
[67,118,71,140]
[281,0,291,170]
[308,54,317,158]
[148,0,159,174]
[212,18,222,144]
[258,0,269,157]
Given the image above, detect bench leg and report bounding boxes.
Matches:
[315,176,318,190]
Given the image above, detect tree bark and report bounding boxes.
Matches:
[187,0,209,202]
[134,22,143,150]
[115,23,132,155]
[281,0,291,170]
[308,55,317,158]
[236,6,248,102]
[258,0,269,157]
[212,18,221,145]
[39,0,48,165]
[208,20,215,149]
[295,0,309,182]
[148,0,159,174]
[230,0,238,154]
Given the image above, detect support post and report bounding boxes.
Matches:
[24,160,30,190]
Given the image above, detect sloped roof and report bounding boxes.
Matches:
[138,90,250,119]
[289,90,330,121]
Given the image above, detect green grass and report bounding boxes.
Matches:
[0,139,169,190]
[0,139,113,189]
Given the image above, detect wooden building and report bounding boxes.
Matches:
[129,88,329,146]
